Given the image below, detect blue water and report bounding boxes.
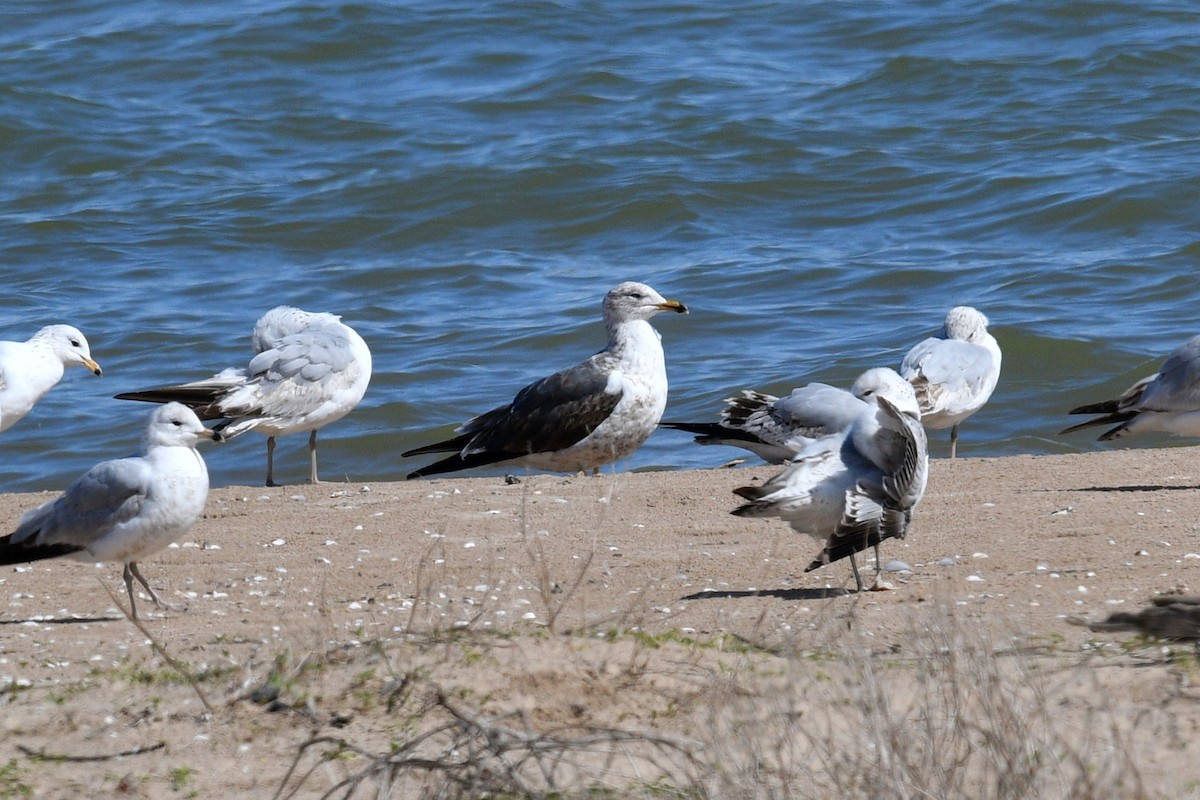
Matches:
[2,0,1198,490]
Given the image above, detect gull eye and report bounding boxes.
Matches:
[70,339,81,347]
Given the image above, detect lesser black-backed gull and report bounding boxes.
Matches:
[404,281,687,479]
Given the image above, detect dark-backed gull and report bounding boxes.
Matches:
[404,281,687,479]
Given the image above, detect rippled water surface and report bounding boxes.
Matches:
[2,0,1198,490]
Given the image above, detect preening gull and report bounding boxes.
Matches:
[115,306,372,486]
[0,324,102,433]
[403,281,688,479]
[0,403,220,618]
[731,368,928,592]
[899,306,1001,459]
[1061,334,1200,441]
[662,378,875,464]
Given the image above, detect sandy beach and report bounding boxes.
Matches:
[2,446,1199,798]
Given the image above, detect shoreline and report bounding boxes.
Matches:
[2,445,1199,797]
[3,445,1199,637]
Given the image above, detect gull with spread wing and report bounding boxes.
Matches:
[732,368,928,592]
[663,375,879,464]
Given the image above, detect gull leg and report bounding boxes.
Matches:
[122,563,140,620]
[869,542,895,591]
[128,561,185,614]
[848,551,864,593]
[266,436,278,487]
[949,424,960,460]
[308,430,320,484]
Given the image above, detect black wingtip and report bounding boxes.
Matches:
[113,386,228,417]
[0,540,85,566]
[661,421,763,447]
[1096,424,1131,442]
[403,443,477,479]
[405,447,527,479]
[660,421,718,435]
[401,432,474,459]
[1067,400,1121,416]
[404,454,475,479]
[1058,420,1097,436]
[729,503,756,517]
[114,389,180,405]
[731,484,765,502]
[1058,411,1135,437]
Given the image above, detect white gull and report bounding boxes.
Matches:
[115,306,371,486]
[0,324,102,433]
[0,403,220,618]
[899,306,1001,459]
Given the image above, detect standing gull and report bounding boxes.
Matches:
[115,306,372,486]
[899,306,1001,459]
[0,403,220,618]
[662,377,876,464]
[1061,334,1200,441]
[0,324,103,433]
[403,281,688,479]
[731,368,928,592]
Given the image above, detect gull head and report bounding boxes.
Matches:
[603,281,688,324]
[37,325,102,376]
[144,402,223,448]
[850,367,921,420]
[941,306,990,343]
